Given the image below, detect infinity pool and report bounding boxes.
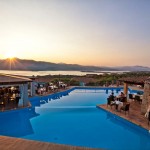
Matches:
[0,87,150,150]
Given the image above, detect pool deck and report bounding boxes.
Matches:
[0,136,101,150]
[97,100,150,131]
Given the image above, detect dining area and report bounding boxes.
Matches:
[100,93,149,130]
[0,87,21,111]
[107,91,130,113]
[107,87,145,114]
[0,73,33,112]
[103,76,150,130]
[128,93,143,104]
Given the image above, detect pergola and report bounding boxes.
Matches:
[118,76,150,114]
[0,73,32,108]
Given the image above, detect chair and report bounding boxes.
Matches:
[107,98,112,108]
[120,103,130,115]
[107,97,115,108]
[9,97,16,108]
[134,95,142,104]
[129,94,133,100]
[120,97,126,102]
[0,98,5,110]
[148,112,150,125]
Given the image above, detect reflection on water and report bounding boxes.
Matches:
[30,90,71,108]
[0,70,126,76]
[0,70,101,76]
[30,87,122,109]
[0,108,39,137]
[105,88,121,94]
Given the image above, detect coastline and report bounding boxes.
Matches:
[0,70,128,76]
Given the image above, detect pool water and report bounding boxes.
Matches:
[0,87,150,150]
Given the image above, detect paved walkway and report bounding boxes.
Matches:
[0,136,101,150]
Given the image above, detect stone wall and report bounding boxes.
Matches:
[141,82,150,114]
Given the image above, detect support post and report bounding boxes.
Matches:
[124,82,128,100]
[30,81,35,97]
[141,82,150,114]
[22,83,29,107]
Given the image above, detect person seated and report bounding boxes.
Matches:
[117,92,126,101]
[111,99,123,111]
[108,92,115,101]
[120,92,125,97]
[107,92,116,108]
[117,101,124,111]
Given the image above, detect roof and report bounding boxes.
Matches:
[118,76,149,85]
[0,73,32,85]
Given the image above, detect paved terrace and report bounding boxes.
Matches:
[0,136,101,150]
[97,101,150,131]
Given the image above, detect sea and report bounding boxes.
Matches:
[0,70,128,76]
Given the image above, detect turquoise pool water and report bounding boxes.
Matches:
[0,87,149,150]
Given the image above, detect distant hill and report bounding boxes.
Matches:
[114,66,150,72]
[0,58,150,72]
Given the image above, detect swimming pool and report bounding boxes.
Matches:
[0,87,150,150]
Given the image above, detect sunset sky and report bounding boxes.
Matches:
[0,0,150,67]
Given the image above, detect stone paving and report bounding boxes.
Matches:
[0,136,102,150]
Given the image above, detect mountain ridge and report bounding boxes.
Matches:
[0,58,150,72]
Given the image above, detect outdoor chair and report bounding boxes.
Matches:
[9,97,16,108]
[134,95,142,104]
[129,94,134,100]
[120,103,130,115]
[107,97,115,108]
[107,98,112,108]
[0,98,5,110]
[148,112,150,125]
[120,96,126,102]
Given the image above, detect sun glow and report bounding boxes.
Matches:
[3,51,17,59]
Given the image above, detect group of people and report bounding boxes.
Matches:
[108,91,126,111]
[0,87,21,109]
[35,81,67,95]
